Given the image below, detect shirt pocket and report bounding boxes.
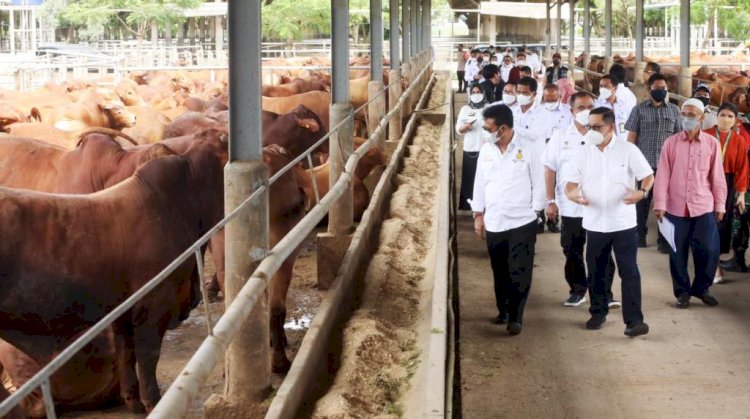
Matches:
[663,115,678,134]
[698,148,713,171]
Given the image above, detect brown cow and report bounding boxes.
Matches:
[114,79,147,106]
[4,124,137,149]
[122,105,171,144]
[35,88,137,132]
[262,105,329,158]
[262,78,329,97]
[164,112,224,139]
[262,91,331,132]
[294,162,370,220]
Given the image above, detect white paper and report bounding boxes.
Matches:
[657,217,677,253]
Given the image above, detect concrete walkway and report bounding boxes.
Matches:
[454,97,750,418]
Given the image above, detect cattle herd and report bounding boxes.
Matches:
[0,56,392,417]
[578,52,750,113]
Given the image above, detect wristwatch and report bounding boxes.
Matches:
[546,199,556,205]
[639,188,649,199]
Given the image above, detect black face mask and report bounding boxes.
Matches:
[553,59,561,66]
[696,96,710,106]
[650,89,668,102]
[477,57,484,63]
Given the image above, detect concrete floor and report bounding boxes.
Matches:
[454,92,750,418]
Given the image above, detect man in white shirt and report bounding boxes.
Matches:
[526,48,543,75]
[545,92,617,307]
[564,107,654,337]
[472,104,546,335]
[608,64,638,113]
[595,74,635,142]
[464,49,483,85]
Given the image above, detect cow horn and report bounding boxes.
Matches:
[75,128,138,148]
[29,107,42,123]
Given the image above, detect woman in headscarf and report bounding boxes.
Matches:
[456,82,491,210]
[704,103,749,283]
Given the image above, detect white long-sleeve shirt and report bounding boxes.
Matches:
[471,134,546,232]
[543,122,588,218]
[536,102,573,142]
[511,102,547,145]
[464,60,483,84]
[597,87,636,142]
[455,105,491,152]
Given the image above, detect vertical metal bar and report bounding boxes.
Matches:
[680,0,690,68]
[605,0,612,57]
[371,0,384,82]
[194,250,214,336]
[228,0,261,161]
[584,0,590,55]
[411,0,418,54]
[9,9,15,53]
[402,0,411,61]
[568,0,575,64]
[390,0,400,68]
[546,0,551,58]
[332,0,350,103]
[307,154,321,204]
[556,0,562,52]
[41,379,57,419]
[635,0,644,62]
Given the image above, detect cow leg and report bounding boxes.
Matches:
[268,245,302,374]
[112,321,145,414]
[209,229,226,295]
[133,324,163,412]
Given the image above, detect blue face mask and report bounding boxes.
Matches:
[682,117,700,131]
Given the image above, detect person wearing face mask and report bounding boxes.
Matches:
[609,64,638,108]
[511,77,546,149]
[479,64,505,105]
[456,83,492,211]
[501,82,518,107]
[500,55,515,83]
[626,73,682,251]
[471,104,546,335]
[538,84,573,144]
[702,103,749,283]
[545,52,567,85]
[545,93,618,307]
[693,83,718,130]
[564,107,654,337]
[526,48,543,75]
[596,74,635,142]
[515,52,527,69]
[456,44,469,93]
[653,99,727,309]
[464,49,482,86]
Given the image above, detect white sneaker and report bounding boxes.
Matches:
[608,300,622,309]
[713,276,724,284]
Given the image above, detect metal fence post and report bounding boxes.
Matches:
[203,1,270,415]
[389,0,403,145]
[679,0,692,101]
[369,0,387,147]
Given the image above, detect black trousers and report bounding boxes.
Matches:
[733,208,750,255]
[459,151,478,210]
[586,227,644,325]
[636,169,666,245]
[718,173,735,254]
[561,216,615,298]
[485,220,538,324]
[457,71,466,92]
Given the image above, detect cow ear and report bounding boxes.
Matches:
[147,143,178,159]
[296,117,320,133]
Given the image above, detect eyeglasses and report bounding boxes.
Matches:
[585,124,608,132]
[680,112,699,118]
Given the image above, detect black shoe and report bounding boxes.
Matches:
[657,243,671,254]
[546,222,561,233]
[493,312,509,324]
[586,315,606,330]
[676,293,690,309]
[624,322,649,337]
[696,291,719,307]
[638,235,647,248]
[563,293,587,307]
[507,322,523,335]
[720,257,748,272]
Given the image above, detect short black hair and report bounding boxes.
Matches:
[468,82,485,93]
[646,62,661,74]
[518,76,537,92]
[482,64,500,79]
[718,102,739,116]
[590,106,616,125]
[570,91,595,106]
[517,52,526,58]
[504,81,517,89]
[543,83,560,92]
[482,104,514,128]
[520,66,532,74]
[600,74,613,83]
[609,64,627,85]
[648,72,668,87]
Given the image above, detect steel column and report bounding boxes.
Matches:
[403,0,411,60]
[371,0,384,82]
[545,0,551,60]
[556,0,562,52]
[679,0,691,99]
[635,0,644,62]
[568,0,574,66]
[411,0,418,54]
[584,0,590,55]
[605,0,612,57]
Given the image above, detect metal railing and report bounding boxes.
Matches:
[0,52,432,419]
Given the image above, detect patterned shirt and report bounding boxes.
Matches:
[625,100,682,168]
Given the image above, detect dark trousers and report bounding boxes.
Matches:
[485,221,537,324]
[636,171,666,246]
[459,151,478,210]
[666,212,720,298]
[561,217,615,298]
[732,207,750,255]
[586,228,644,325]
[718,173,735,254]
[457,71,466,92]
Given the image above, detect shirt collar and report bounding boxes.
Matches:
[679,130,707,142]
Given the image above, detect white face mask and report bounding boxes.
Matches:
[574,109,591,126]
[544,101,560,111]
[503,94,517,106]
[599,87,613,100]
[517,60,526,66]
[470,93,484,103]
[488,127,503,144]
[585,129,607,146]
[517,94,533,106]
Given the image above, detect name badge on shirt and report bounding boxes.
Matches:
[515,149,524,162]
[619,123,626,134]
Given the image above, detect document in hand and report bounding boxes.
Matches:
[657,217,677,253]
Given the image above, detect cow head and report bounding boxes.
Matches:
[105,105,137,129]
[291,105,328,154]
[115,79,145,106]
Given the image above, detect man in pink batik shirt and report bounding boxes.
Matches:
[653,98,727,309]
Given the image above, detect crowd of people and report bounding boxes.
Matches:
[456,52,750,337]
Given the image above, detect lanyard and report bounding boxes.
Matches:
[716,127,731,160]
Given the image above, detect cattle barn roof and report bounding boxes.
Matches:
[479,1,571,19]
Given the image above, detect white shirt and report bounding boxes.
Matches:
[595,94,635,142]
[500,64,514,83]
[527,53,543,74]
[455,104,491,152]
[564,138,654,233]
[471,134,546,232]
[536,102,573,141]
[543,122,588,218]
[702,109,718,130]
[614,84,637,117]
[464,59,479,83]
[512,102,547,146]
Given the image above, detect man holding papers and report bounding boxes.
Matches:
[653,99,728,309]
[565,107,654,337]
